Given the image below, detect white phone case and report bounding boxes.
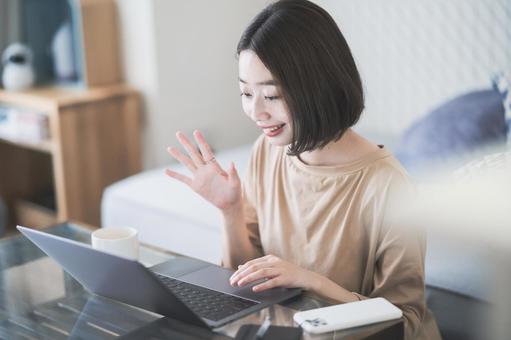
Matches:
[293,297,402,334]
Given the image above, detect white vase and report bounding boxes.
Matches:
[52,22,77,81]
[2,63,35,91]
[1,43,35,91]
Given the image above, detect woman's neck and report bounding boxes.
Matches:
[298,129,380,166]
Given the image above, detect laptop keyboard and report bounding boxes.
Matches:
[154,273,258,321]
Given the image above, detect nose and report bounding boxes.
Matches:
[246,95,270,122]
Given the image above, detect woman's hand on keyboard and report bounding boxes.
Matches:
[229,254,322,292]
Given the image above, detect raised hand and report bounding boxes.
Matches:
[166,130,242,212]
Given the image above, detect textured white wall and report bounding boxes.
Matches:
[315,0,511,136]
[117,0,511,168]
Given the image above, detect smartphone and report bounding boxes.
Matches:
[293,297,402,334]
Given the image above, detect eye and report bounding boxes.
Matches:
[240,92,252,98]
[264,95,281,101]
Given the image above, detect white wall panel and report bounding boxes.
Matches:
[116,0,160,167]
[315,0,511,136]
[149,0,268,168]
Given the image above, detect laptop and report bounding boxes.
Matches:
[17,226,301,329]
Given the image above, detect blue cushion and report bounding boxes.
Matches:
[395,89,507,175]
[493,73,511,141]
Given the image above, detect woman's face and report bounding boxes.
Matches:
[238,50,292,146]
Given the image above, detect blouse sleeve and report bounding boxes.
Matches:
[354,175,427,340]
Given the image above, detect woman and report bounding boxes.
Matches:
[166,1,440,339]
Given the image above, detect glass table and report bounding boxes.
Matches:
[0,223,403,339]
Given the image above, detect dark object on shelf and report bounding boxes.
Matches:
[0,196,6,237]
[32,191,57,211]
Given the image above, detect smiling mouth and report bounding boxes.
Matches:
[261,123,285,131]
[261,123,286,137]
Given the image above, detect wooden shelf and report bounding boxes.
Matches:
[0,136,54,154]
[0,84,137,111]
[0,85,142,228]
[0,0,140,229]
[14,199,57,230]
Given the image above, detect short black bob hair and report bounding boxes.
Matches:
[237,0,364,156]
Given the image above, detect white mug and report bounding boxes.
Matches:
[91,227,139,260]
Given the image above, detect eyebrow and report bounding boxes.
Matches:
[239,77,277,86]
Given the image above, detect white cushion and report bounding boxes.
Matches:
[101,144,252,264]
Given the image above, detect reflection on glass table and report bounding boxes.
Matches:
[0,223,403,339]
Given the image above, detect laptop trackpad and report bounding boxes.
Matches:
[150,257,211,277]
[179,265,284,303]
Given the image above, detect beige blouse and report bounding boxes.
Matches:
[240,135,440,340]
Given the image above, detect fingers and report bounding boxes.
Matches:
[237,268,279,287]
[165,169,192,186]
[167,147,197,173]
[234,255,271,276]
[230,255,274,286]
[175,130,229,176]
[229,255,295,292]
[176,131,205,166]
[229,162,240,183]
[230,263,263,286]
[193,130,214,162]
[252,277,283,292]
[194,130,228,176]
